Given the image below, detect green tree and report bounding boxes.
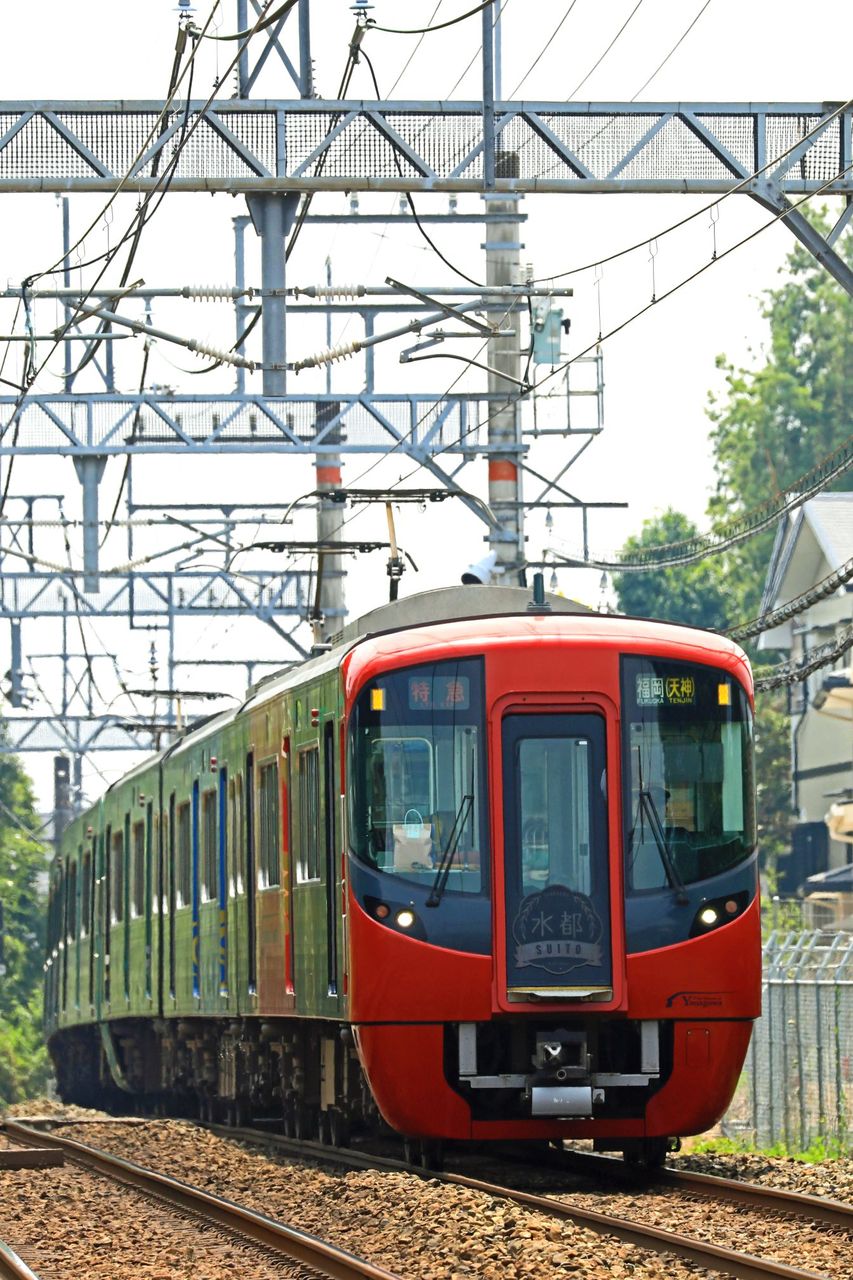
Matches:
[0,752,51,1107]
[708,226,853,620]
[612,509,730,628]
[752,689,792,891]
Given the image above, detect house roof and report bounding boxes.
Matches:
[758,494,853,651]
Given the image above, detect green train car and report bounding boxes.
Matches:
[46,600,361,1137]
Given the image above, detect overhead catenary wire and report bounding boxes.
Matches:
[630,0,713,101]
[0,0,279,495]
[753,624,853,692]
[360,47,484,286]
[385,0,444,96]
[566,0,647,100]
[726,552,853,643]
[368,1,495,36]
[507,0,580,99]
[284,152,853,585]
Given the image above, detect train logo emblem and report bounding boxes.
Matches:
[511,885,603,974]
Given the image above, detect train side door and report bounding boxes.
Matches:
[292,716,340,1016]
[501,712,612,1002]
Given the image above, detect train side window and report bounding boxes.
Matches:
[227,777,237,895]
[297,747,320,883]
[111,830,124,923]
[66,859,78,941]
[80,849,92,937]
[202,789,217,901]
[258,761,280,888]
[177,801,191,907]
[131,820,145,917]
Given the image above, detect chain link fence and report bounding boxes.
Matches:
[723,931,853,1152]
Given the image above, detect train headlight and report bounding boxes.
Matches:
[690,890,750,937]
[395,909,416,930]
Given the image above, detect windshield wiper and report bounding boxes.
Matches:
[638,787,689,906]
[426,793,474,907]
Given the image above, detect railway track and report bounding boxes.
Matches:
[13,1117,851,1280]
[199,1123,847,1280]
[0,1239,41,1280]
[3,1121,401,1280]
[550,1146,853,1231]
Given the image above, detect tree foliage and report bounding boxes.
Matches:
[0,752,50,1107]
[707,227,853,620]
[612,509,729,630]
[612,226,853,880]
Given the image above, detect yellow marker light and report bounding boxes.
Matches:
[371,688,386,711]
[699,906,719,926]
[395,909,416,930]
[717,683,731,707]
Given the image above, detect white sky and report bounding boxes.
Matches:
[2,0,852,811]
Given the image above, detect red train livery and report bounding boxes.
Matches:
[46,584,760,1165]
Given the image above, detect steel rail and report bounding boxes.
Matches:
[551,1148,853,1232]
[443,1169,834,1280]
[201,1126,835,1280]
[0,1240,41,1280]
[4,1122,400,1280]
[23,1120,842,1280]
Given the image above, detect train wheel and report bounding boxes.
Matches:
[328,1107,350,1148]
[622,1137,669,1169]
[294,1104,316,1141]
[282,1095,296,1138]
[418,1140,444,1171]
[316,1111,331,1145]
[402,1137,419,1165]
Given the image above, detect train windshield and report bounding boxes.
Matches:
[349,656,488,894]
[621,656,756,891]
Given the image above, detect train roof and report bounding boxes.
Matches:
[86,588,747,806]
[239,584,591,708]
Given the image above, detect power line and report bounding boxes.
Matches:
[727,553,853,643]
[508,0,580,98]
[386,0,444,96]
[566,0,647,100]
[529,93,853,284]
[315,155,853,572]
[630,0,713,101]
[754,624,853,692]
[369,1,495,36]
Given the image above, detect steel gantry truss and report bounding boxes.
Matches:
[3,0,853,792]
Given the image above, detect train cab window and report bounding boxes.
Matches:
[111,831,124,923]
[517,737,593,898]
[201,790,217,901]
[177,802,192,907]
[296,749,320,883]
[349,657,488,895]
[131,821,145,918]
[621,656,756,892]
[258,762,281,888]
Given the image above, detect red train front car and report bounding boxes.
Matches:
[343,593,760,1163]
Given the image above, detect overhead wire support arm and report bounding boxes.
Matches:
[288,301,502,372]
[53,307,256,371]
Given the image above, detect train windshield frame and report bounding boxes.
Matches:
[621,655,756,892]
[348,655,489,896]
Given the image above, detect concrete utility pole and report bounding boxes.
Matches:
[483,3,525,583]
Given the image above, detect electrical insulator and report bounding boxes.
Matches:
[298,285,366,300]
[293,341,362,372]
[183,285,242,301]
